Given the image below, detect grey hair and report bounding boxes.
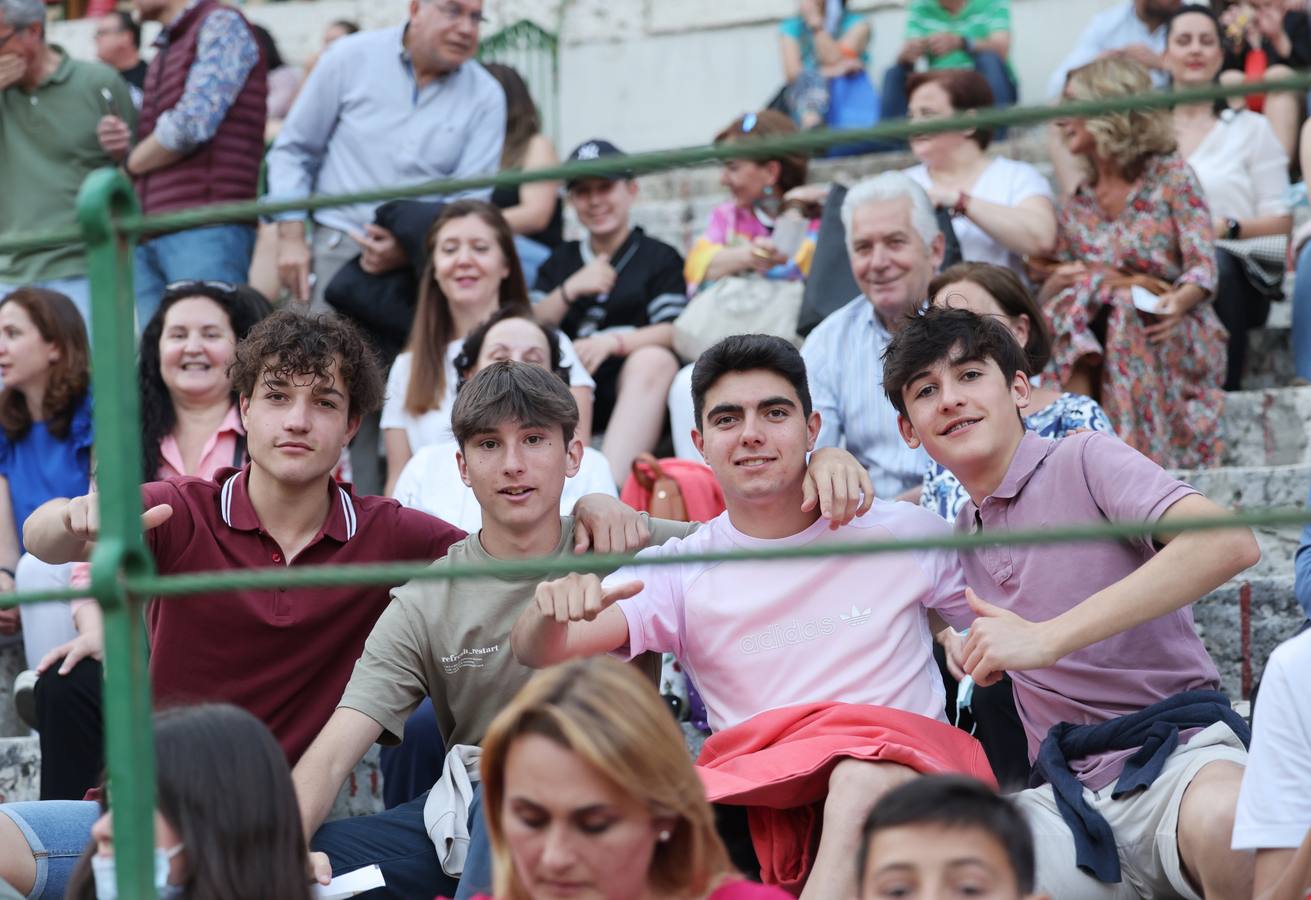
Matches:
[0,0,44,29]
[840,172,940,252]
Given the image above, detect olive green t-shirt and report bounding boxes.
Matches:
[0,47,136,283]
[338,514,697,749]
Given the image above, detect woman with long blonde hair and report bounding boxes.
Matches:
[475,657,789,900]
[1040,56,1226,469]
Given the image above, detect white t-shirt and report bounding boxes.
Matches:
[904,157,1054,275]
[380,337,595,453]
[609,501,971,732]
[1232,627,1311,851]
[390,439,617,532]
[1186,109,1290,222]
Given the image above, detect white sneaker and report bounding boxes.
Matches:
[13,669,37,730]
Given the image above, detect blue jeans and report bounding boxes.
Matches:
[134,224,255,331]
[1293,240,1311,383]
[514,236,551,291]
[0,277,92,330]
[881,50,1018,122]
[0,799,99,899]
[312,786,492,900]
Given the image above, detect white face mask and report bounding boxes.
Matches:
[91,844,184,900]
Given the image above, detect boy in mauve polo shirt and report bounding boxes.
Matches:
[513,335,996,900]
[883,306,1262,900]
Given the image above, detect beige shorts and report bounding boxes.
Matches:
[1012,721,1247,900]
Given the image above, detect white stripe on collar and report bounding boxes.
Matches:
[337,484,357,540]
[220,472,236,527]
[220,473,356,540]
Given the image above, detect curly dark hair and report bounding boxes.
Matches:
[0,288,90,443]
[139,283,272,479]
[229,311,384,419]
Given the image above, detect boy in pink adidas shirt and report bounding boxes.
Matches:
[512,334,990,899]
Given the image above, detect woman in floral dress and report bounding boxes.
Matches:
[1042,56,1226,469]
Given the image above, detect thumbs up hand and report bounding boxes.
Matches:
[960,587,1058,686]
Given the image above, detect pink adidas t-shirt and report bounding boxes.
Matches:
[611,501,972,732]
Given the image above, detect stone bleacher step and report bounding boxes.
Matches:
[1194,574,1303,701]
[1218,385,1311,468]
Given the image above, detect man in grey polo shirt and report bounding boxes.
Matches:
[0,0,135,324]
[265,0,505,313]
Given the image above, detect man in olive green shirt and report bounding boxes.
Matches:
[0,0,135,323]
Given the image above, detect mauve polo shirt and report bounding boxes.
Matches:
[140,465,464,762]
[953,431,1221,791]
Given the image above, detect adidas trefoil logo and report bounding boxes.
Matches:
[840,605,873,626]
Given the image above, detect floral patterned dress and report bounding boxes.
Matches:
[1046,153,1227,469]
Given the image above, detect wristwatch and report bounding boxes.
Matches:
[1226,218,1241,240]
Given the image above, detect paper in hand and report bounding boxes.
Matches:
[313,864,386,899]
[1130,285,1163,315]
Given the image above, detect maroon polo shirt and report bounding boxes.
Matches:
[140,466,464,762]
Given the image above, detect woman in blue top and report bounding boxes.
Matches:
[778,0,872,129]
[0,288,93,666]
[919,262,1113,521]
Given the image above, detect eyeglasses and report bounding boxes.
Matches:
[164,279,239,297]
[435,0,486,27]
[93,26,125,38]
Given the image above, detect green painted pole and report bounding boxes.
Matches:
[77,168,158,900]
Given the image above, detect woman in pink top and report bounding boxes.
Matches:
[29,281,271,801]
[467,657,789,900]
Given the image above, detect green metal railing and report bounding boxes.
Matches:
[3,75,1311,898]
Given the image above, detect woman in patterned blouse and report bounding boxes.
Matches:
[1041,56,1226,469]
[920,262,1114,522]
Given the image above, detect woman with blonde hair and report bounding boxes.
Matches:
[474,657,789,900]
[1042,56,1226,469]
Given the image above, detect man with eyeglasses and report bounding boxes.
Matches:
[94,0,268,331]
[264,0,505,315]
[0,0,135,325]
[92,11,146,107]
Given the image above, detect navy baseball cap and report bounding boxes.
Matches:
[564,139,631,189]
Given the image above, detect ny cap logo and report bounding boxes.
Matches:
[576,142,601,160]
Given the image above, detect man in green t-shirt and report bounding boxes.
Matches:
[0,0,135,324]
[290,359,872,899]
[881,0,1015,122]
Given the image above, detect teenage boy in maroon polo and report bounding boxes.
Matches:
[24,311,465,760]
[882,306,1261,900]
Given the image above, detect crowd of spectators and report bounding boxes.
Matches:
[2,0,1311,897]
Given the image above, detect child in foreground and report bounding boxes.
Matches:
[858,775,1047,900]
